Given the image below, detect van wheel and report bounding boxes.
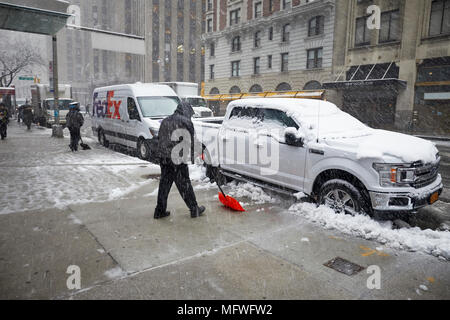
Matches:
[98,129,109,148]
[137,138,150,160]
[318,179,365,216]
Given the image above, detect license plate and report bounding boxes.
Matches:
[429,192,439,204]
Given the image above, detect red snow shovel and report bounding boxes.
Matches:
[215,174,245,212]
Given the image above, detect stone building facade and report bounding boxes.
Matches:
[325,0,450,135]
[203,0,336,99]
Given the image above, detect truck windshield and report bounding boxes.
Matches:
[45,100,72,110]
[137,96,180,118]
[184,97,207,108]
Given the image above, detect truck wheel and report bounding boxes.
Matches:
[98,129,109,148]
[202,148,229,185]
[137,138,150,160]
[318,179,366,216]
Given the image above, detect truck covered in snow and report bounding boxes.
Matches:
[30,84,73,127]
[194,98,443,218]
[158,82,213,118]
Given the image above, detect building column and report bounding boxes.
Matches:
[396,0,420,131]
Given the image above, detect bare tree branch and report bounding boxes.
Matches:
[0,40,45,87]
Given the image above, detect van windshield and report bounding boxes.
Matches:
[137,96,180,118]
[45,99,73,110]
[184,97,207,108]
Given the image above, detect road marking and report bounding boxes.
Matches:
[360,245,389,257]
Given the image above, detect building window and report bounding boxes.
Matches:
[268,26,273,40]
[254,1,262,18]
[207,18,213,32]
[282,24,290,42]
[276,82,292,92]
[210,43,215,57]
[253,57,261,74]
[379,10,400,43]
[269,0,274,12]
[232,36,241,52]
[210,65,215,79]
[282,0,291,10]
[254,31,261,48]
[355,16,370,46]
[308,16,324,36]
[230,8,241,26]
[307,48,323,69]
[281,53,289,72]
[430,0,450,36]
[207,0,213,11]
[230,86,241,94]
[267,55,272,69]
[231,60,241,77]
[249,84,263,93]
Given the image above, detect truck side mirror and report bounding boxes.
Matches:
[285,131,304,147]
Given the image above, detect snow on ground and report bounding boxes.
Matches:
[226,181,279,205]
[288,202,450,260]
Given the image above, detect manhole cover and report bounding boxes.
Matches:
[324,257,364,276]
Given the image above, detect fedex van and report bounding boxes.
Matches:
[91,83,180,160]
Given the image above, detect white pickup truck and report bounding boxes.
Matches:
[194,98,443,218]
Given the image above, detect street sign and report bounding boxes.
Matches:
[19,76,34,81]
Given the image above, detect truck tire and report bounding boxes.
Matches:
[318,179,368,216]
[137,138,150,160]
[98,129,109,148]
[202,148,229,185]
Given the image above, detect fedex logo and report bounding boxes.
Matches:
[93,90,122,120]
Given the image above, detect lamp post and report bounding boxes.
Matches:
[51,35,63,138]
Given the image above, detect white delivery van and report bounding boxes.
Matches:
[91,83,180,160]
[158,82,214,118]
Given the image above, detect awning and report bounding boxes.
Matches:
[204,90,325,101]
[0,2,71,36]
[323,79,407,90]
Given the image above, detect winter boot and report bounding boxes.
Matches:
[190,205,206,218]
[154,211,170,219]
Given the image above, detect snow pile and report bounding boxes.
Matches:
[356,130,438,163]
[289,202,450,260]
[227,181,279,205]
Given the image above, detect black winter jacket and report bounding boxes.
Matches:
[157,103,197,164]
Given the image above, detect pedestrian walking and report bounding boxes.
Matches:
[22,105,33,130]
[154,102,205,219]
[66,102,84,152]
[0,103,9,140]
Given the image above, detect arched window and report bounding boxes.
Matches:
[303,81,322,90]
[249,84,263,93]
[229,86,241,94]
[275,82,292,92]
[308,16,324,37]
[232,36,241,52]
[209,87,220,95]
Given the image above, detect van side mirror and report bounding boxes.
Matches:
[285,131,304,147]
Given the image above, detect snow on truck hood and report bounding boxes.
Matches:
[324,129,439,164]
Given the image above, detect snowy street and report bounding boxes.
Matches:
[0,121,449,300]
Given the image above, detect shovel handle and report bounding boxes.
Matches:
[212,168,227,197]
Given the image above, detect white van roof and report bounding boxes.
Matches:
[93,83,177,97]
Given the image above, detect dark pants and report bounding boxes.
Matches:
[0,123,7,139]
[155,159,198,214]
[69,127,81,151]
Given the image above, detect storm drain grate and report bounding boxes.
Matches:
[324,257,365,276]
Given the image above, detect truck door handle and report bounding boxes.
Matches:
[221,137,229,142]
[254,141,263,148]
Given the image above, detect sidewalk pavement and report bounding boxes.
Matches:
[0,121,449,300]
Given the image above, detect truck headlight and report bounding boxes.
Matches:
[372,163,416,187]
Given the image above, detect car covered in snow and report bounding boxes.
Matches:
[194,98,443,218]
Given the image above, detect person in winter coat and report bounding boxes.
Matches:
[154,102,205,219]
[66,103,84,152]
[0,103,9,140]
[22,105,33,130]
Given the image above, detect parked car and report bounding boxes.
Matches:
[194,98,443,218]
